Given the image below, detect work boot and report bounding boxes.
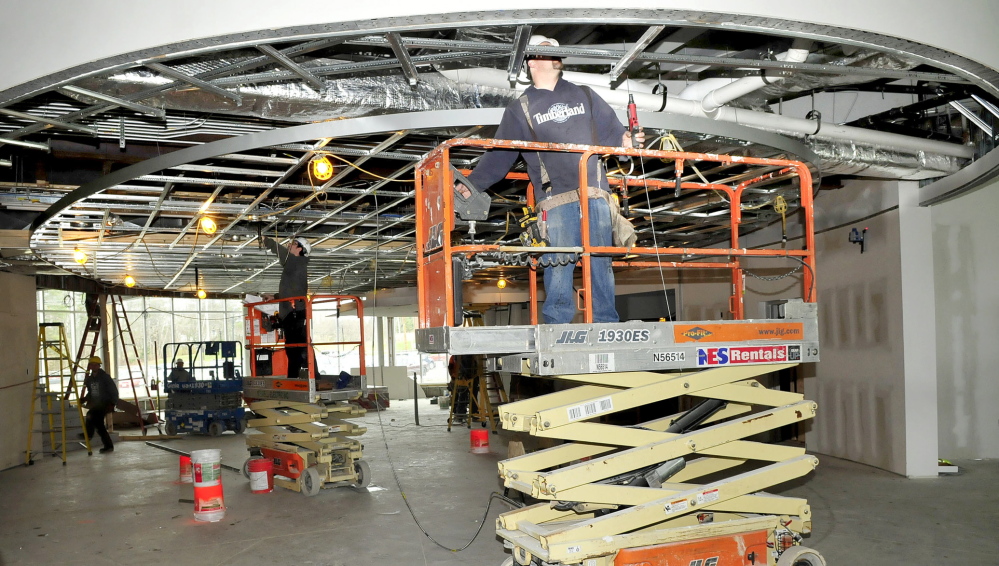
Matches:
[99,446,114,453]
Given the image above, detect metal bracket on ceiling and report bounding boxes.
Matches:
[386,32,420,86]
[507,25,532,85]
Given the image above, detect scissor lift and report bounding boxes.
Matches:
[242,294,370,495]
[414,139,825,565]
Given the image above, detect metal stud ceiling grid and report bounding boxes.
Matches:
[1,17,995,295]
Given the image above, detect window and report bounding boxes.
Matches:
[36,291,247,394]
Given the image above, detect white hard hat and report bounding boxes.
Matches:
[294,237,312,255]
[529,35,559,47]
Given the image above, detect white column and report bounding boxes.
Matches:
[898,183,940,477]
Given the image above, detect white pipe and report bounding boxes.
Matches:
[699,41,811,112]
[437,67,974,159]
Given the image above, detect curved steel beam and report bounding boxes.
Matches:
[30,108,818,233]
[4,9,998,108]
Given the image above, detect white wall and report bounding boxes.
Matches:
[0,273,39,470]
[933,181,999,459]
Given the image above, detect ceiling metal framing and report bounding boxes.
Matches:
[1,12,997,297]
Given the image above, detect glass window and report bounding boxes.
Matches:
[174,298,200,312]
[146,297,172,313]
[174,310,200,343]
[43,289,74,311]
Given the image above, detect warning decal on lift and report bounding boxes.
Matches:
[696,488,720,505]
[664,498,689,514]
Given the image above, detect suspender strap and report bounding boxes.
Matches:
[519,95,552,195]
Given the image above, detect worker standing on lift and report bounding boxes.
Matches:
[262,236,311,379]
[455,35,644,324]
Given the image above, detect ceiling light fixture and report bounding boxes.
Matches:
[194,267,206,299]
[199,216,218,235]
[310,155,334,181]
[124,274,136,288]
[73,248,88,264]
[497,278,508,289]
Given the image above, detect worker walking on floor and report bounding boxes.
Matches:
[81,356,119,454]
[262,235,312,379]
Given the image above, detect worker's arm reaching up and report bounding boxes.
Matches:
[262,236,289,265]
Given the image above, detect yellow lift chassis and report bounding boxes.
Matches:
[413,140,825,565]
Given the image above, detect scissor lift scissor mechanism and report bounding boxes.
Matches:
[415,140,825,565]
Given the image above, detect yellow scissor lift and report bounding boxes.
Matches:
[242,294,370,495]
[414,139,825,565]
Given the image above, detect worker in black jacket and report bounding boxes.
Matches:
[457,35,643,324]
[81,356,119,453]
[263,236,312,379]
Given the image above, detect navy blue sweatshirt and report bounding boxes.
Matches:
[468,78,626,198]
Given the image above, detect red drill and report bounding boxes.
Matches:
[627,94,640,148]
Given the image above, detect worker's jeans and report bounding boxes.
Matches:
[540,197,619,324]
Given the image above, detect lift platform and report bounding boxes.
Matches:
[414,139,825,565]
[242,294,370,495]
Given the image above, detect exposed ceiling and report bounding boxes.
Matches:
[1,13,997,297]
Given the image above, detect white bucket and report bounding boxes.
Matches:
[190,449,225,522]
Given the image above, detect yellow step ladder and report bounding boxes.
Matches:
[26,323,91,465]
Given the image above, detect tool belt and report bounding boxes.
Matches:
[537,187,637,249]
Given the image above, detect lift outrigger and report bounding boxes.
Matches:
[414,138,825,565]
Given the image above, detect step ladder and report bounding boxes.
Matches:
[26,323,91,465]
[109,295,157,431]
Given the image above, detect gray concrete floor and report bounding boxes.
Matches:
[2,399,997,565]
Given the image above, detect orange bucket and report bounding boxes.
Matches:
[179,455,193,484]
[470,429,489,454]
[247,458,273,494]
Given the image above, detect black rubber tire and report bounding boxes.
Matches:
[242,456,263,480]
[208,420,224,437]
[777,547,827,566]
[234,417,247,434]
[353,459,371,488]
[164,421,178,436]
[302,466,322,496]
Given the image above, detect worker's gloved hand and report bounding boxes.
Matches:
[623,128,646,149]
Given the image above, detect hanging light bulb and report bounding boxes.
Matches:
[73,248,88,264]
[194,266,206,299]
[124,275,136,288]
[497,278,508,289]
[310,155,334,181]
[199,216,218,235]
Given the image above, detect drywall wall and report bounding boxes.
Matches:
[933,178,999,459]
[0,273,38,470]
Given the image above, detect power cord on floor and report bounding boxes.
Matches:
[367,188,522,552]
[370,403,523,551]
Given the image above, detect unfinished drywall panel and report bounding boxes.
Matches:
[933,179,999,460]
[0,272,38,470]
[807,206,907,474]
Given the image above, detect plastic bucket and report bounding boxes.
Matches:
[470,429,489,454]
[179,455,193,484]
[191,449,225,522]
[247,458,273,494]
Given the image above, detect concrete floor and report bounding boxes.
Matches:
[1,399,997,566]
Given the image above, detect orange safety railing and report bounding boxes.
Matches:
[416,139,816,328]
[244,294,366,382]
